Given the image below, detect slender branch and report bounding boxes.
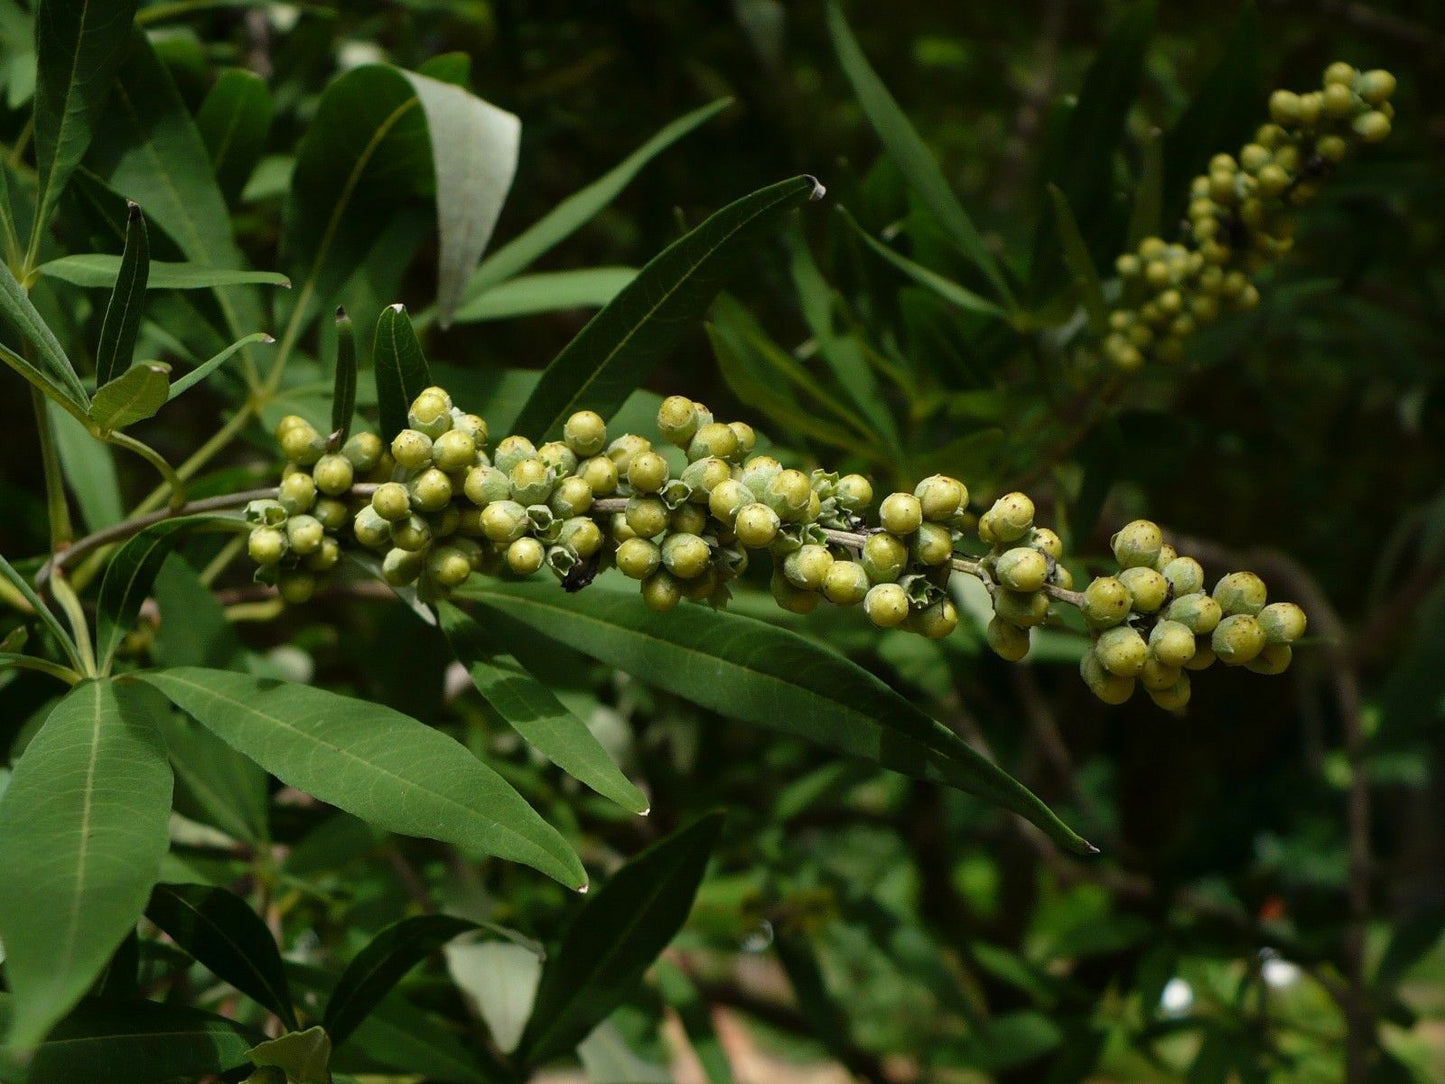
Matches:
[104,431,187,509]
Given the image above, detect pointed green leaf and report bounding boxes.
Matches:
[827,1,1010,305]
[138,667,587,889]
[40,254,289,291]
[450,267,636,324]
[512,174,822,439]
[146,883,298,1029]
[0,994,260,1084]
[0,680,173,1049]
[248,1026,331,1084]
[0,257,88,407]
[398,71,519,327]
[1047,184,1108,335]
[841,209,1006,319]
[467,98,730,295]
[445,939,541,1057]
[520,813,725,1066]
[166,331,274,400]
[655,961,732,1084]
[373,302,431,441]
[31,0,139,238]
[439,601,648,815]
[49,402,122,531]
[94,202,150,385]
[459,580,1093,855]
[89,360,169,431]
[330,307,356,442]
[0,551,83,673]
[195,67,274,202]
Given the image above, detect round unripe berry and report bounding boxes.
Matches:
[1111,519,1163,569]
[1149,620,1197,668]
[480,500,529,544]
[464,465,511,508]
[822,560,869,606]
[285,514,325,556]
[988,492,1035,543]
[657,396,700,446]
[1082,576,1131,629]
[1119,566,1169,613]
[549,475,594,518]
[864,583,909,628]
[505,537,545,576]
[912,599,959,640]
[402,468,448,513]
[429,546,474,588]
[353,506,391,548]
[391,514,432,552]
[641,571,682,612]
[835,474,874,513]
[729,422,756,455]
[880,493,923,535]
[248,526,286,565]
[313,498,347,532]
[783,544,833,591]
[1148,674,1192,711]
[1162,556,1204,595]
[538,441,578,477]
[431,429,476,473]
[1140,657,1181,693]
[560,517,602,559]
[911,522,954,567]
[627,450,670,494]
[279,472,317,515]
[509,458,554,506]
[662,533,712,580]
[391,429,433,471]
[606,434,651,476]
[1323,61,1357,86]
[277,570,316,604]
[680,457,730,501]
[1081,651,1134,705]
[994,588,1049,628]
[622,496,666,539]
[382,547,424,586]
[861,533,908,584]
[279,420,325,465]
[914,475,966,522]
[1359,69,1396,106]
[986,617,1031,661]
[734,503,780,548]
[1183,642,1216,671]
[708,479,751,524]
[452,413,488,447]
[407,387,453,438]
[1029,527,1064,561]
[1322,82,1356,119]
[1213,571,1267,615]
[671,504,708,536]
[1245,643,1292,675]
[687,422,739,463]
[305,536,341,572]
[1095,625,1148,677]
[617,537,661,580]
[996,547,1048,592]
[490,435,535,475]
[563,410,608,457]
[1354,111,1391,142]
[1257,602,1306,644]
[1153,543,1178,570]
[1269,89,1303,125]
[760,469,810,522]
[1212,613,1266,665]
[740,456,781,498]
[771,571,820,615]
[1317,134,1349,163]
[1167,591,1222,634]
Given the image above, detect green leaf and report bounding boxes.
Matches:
[655,961,732,1084]
[248,1026,331,1084]
[325,914,490,1046]
[145,883,298,1029]
[0,256,88,408]
[460,580,1093,855]
[445,939,541,1057]
[372,302,431,442]
[95,514,229,672]
[89,360,169,431]
[826,2,1010,305]
[40,254,290,290]
[512,174,822,439]
[439,601,648,815]
[0,680,173,1049]
[138,667,587,889]
[49,403,122,531]
[167,330,275,400]
[331,307,356,441]
[841,209,1006,319]
[94,202,150,385]
[0,995,259,1084]
[31,0,140,242]
[520,813,724,1066]
[398,71,519,327]
[0,551,83,673]
[466,98,730,295]
[195,67,274,202]
[1047,184,1108,336]
[450,267,636,324]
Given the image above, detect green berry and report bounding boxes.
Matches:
[538,441,578,477]
[464,465,511,507]
[1213,571,1267,615]
[1166,591,1222,635]
[1183,642,1217,671]
[996,547,1048,592]
[285,514,324,556]
[353,506,391,549]
[277,570,316,604]
[506,537,545,576]
[641,571,683,612]
[734,502,780,548]
[740,456,782,499]
[671,504,708,536]
[864,583,909,628]
[617,537,661,580]
[480,500,529,544]
[1140,657,1181,693]
[494,435,538,475]
[405,467,450,513]
[625,496,669,539]
[313,498,347,532]
[606,434,651,477]
[764,469,813,522]
[911,599,958,640]
[1161,556,1204,595]
[657,396,700,446]
[993,588,1049,628]
[1029,527,1064,561]
[986,617,1030,661]
[1111,519,1163,569]
[627,450,670,494]
[662,533,712,580]
[248,526,286,565]
[304,536,341,572]
[835,474,874,513]
[1358,69,1396,106]
[429,546,473,588]
[382,547,424,586]
[278,472,317,515]
[1212,613,1266,665]
[563,410,608,457]
[1269,89,1303,125]
[1323,61,1357,86]
[1095,625,1147,677]
[861,533,908,584]
[1322,81,1355,119]
[407,386,453,439]
[680,457,731,501]
[431,430,477,473]
[549,475,594,518]
[771,570,820,615]
[708,479,751,525]
[783,544,833,591]
[1119,566,1169,613]
[1354,110,1391,142]
[729,421,756,455]
[880,492,923,535]
[1149,620,1197,668]
[560,517,602,559]
[509,458,554,506]
[578,455,620,496]
[914,475,966,522]
[1081,651,1134,705]
[687,422,739,463]
[452,413,489,447]
[988,492,1034,543]
[1245,643,1293,675]
[391,514,432,552]
[279,420,325,465]
[391,429,434,471]
[1147,674,1192,711]
[1082,576,1131,629]
[1257,602,1306,644]
[911,522,953,567]
[822,560,869,606]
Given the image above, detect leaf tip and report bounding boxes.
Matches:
[576,881,590,895]
[335,305,348,320]
[261,333,277,344]
[805,175,827,201]
[388,302,406,314]
[125,201,142,221]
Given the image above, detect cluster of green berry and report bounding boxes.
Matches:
[1075,520,1307,708]
[1103,62,1396,370]
[978,491,1074,661]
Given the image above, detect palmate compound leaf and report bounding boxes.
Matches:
[137,668,587,889]
[457,580,1094,855]
[0,680,173,1050]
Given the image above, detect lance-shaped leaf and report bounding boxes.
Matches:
[89,361,169,432]
[248,1026,331,1084]
[138,668,586,889]
[31,0,139,238]
[0,257,88,408]
[520,812,724,1067]
[451,267,636,325]
[511,174,822,440]
[0,680,173,1049]
[398,71,519,327]
[458,580,1093,855]
[146,883,298,1029]
[1048,185,1108,336]
[49,403,122,531]
[40,255,289,291]
[0,551,84,673]
[94,202,149,385]
[325,914,529,1046]
[840,209,1006,320]
[195,67,274,202]
[167,331,275,401]
[0,995,260,1084]
[439,601,648,815]
[330,307,356,443]
[373,302,431,441]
